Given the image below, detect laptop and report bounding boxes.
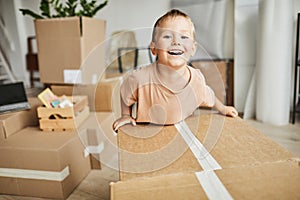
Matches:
[0,82,31,114]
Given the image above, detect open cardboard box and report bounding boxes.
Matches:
[0,127,91,199]
[117,110,296,180]
[34,17,106,84]
[110,160,300,200]
[190,60,234,105]
[51,77,122,118]
[0,97,42,140]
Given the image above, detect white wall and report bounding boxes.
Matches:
[234,0,258,112]
[3,0,170,86]
[95,0,171,66]
[96,0,170,47]
[2,0,300,120]
[172,0,234,60]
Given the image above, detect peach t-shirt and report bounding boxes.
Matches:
[120,62,215,124]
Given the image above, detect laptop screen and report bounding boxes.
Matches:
[0,82,29,112]
[0,82,28,106]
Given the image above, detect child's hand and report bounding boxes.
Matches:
[223,106,238,117]
[113,115,136,131]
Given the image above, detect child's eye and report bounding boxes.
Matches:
[181,35,189,39]
[163,35,172,39]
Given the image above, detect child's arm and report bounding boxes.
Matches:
[213,97,238,117]
[113,99,136,131]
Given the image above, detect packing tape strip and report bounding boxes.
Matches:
[0,166,69,181]
[196,170,233,200]
[175,121,221,171]
[84,142,104,157]
[175,121,233,199]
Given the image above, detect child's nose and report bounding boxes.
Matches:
[172,35,181,45]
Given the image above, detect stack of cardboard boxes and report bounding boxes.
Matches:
[0,97,91,199]
[111,111,300,199]
[0,16,122,199]
[2,15,299,199]
[0,105,117,199]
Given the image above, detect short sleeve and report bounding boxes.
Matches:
[201,85,215,107]
[120,73,138,106]
[193,68,215,107]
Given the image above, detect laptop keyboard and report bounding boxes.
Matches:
[0,102,30,112]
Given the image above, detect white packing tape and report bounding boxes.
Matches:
[175,121,221,171]
[196,170,233,200]
[84,142,104,157]
[175,120,233,199]
[0,166,69,181]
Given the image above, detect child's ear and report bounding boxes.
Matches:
[191,41,197,56]
[150,42,157,56]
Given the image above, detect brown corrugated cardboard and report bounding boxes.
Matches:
[190,60,234,105]
[34,17,106,84]
[79,112,118,170]
[118,111,295,180]
[51,78,121,117]
[0,97,42,139]
[0,127,91,199]
[110,160,300,200]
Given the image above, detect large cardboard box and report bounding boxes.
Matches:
[34,17,106,84]
[118,110,295,180]
[0,97,42,140]
[0,127,91,199]
[51,78,121,117]
[78,112,118,170]
[110,160,300,200]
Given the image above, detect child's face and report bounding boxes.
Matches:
[151,16,196,70]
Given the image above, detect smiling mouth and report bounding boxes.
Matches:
[168,50,184,56]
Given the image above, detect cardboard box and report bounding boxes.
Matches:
[0,97,42,140]
[190,60,234,105]
[0,127,91,199]
[51,78,121,117]
[118,111,295,180]
[37,96,89,131]
[34,17,106,84]
[78,112,118,170]
[110,160,300,200]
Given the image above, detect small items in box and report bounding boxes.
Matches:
[38,88,73,109]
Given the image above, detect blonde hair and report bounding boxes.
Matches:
[151,9,196,42]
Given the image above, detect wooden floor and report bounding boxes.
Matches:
[246,114,300,158]
[1,89,300,200]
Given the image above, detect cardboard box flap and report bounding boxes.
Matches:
[118,123,202,178]
[111,172,206,200]
[81,17,106,57]
[0,112,22,137]
[81,17,105,39]
[111,161,300,200]
[118,112,295,180]
[0,98,41,139]
[185,114,295,167]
